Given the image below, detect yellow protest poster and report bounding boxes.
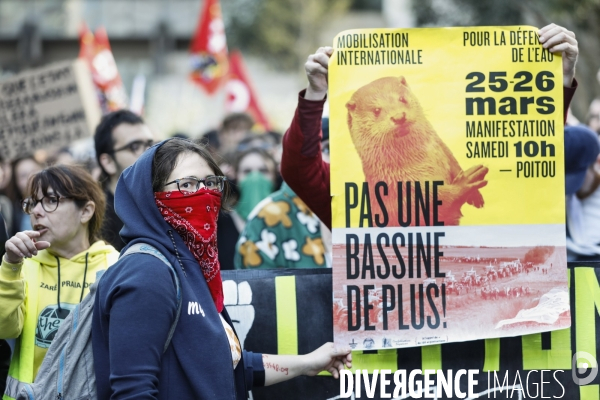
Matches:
[330,27,568,350]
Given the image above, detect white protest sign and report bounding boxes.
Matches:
[0,59,101,161]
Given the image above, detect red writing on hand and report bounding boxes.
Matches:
[264,362,289,376]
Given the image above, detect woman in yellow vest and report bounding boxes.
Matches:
[0,165,119,399]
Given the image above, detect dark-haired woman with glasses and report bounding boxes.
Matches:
[92,138,351,399]
[0,165,119,400]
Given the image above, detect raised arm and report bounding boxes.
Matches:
[538,23,578,88]
[281,47,334,229]
[538,23,579,122]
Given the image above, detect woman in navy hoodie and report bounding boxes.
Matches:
[92,138,351,399]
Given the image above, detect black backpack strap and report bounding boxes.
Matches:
[121,243,182,353]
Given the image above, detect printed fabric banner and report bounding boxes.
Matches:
[329,27,568,350]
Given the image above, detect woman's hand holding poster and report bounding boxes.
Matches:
[330,27,568,350]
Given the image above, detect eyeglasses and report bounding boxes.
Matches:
[22,195,71,214]
[113,139,154,155]
[165,176,227,194]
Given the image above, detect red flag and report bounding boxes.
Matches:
[190,0,229,94]
[225,51,271,131]
[78,24,128,113]
[78,23,95,62]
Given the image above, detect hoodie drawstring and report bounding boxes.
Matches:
[56,256,62,312]
[168,230,187,277]
[80,253,89,302]
[56,252,89,311]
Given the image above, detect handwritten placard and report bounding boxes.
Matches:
[0,59,101,161]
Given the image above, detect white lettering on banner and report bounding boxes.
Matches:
[338,369,570,399]
[187,301,205,317]
[340,369,480,399]
[328,392,356,400]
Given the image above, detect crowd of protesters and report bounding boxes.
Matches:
[0,21,598,399]
[0,91,337,399]
[0,108,347,398]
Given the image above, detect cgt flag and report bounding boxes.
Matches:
[225,51,271,131]
[78,24,128,113]
[190,0,229,94]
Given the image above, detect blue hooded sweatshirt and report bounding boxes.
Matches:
[92,140,264,399]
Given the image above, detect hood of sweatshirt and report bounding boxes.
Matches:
[31,240,116,267]
[97,139,249,400]
[114,139,196,265]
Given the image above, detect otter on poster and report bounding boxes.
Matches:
[345,76,489,226]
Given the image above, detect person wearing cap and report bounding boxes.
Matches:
[565,125,600,260]
[564,125,600,196]
[281,23,579,230]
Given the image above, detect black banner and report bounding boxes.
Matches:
[222,263,600,399]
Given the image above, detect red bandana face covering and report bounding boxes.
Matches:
[155,188,224,312]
